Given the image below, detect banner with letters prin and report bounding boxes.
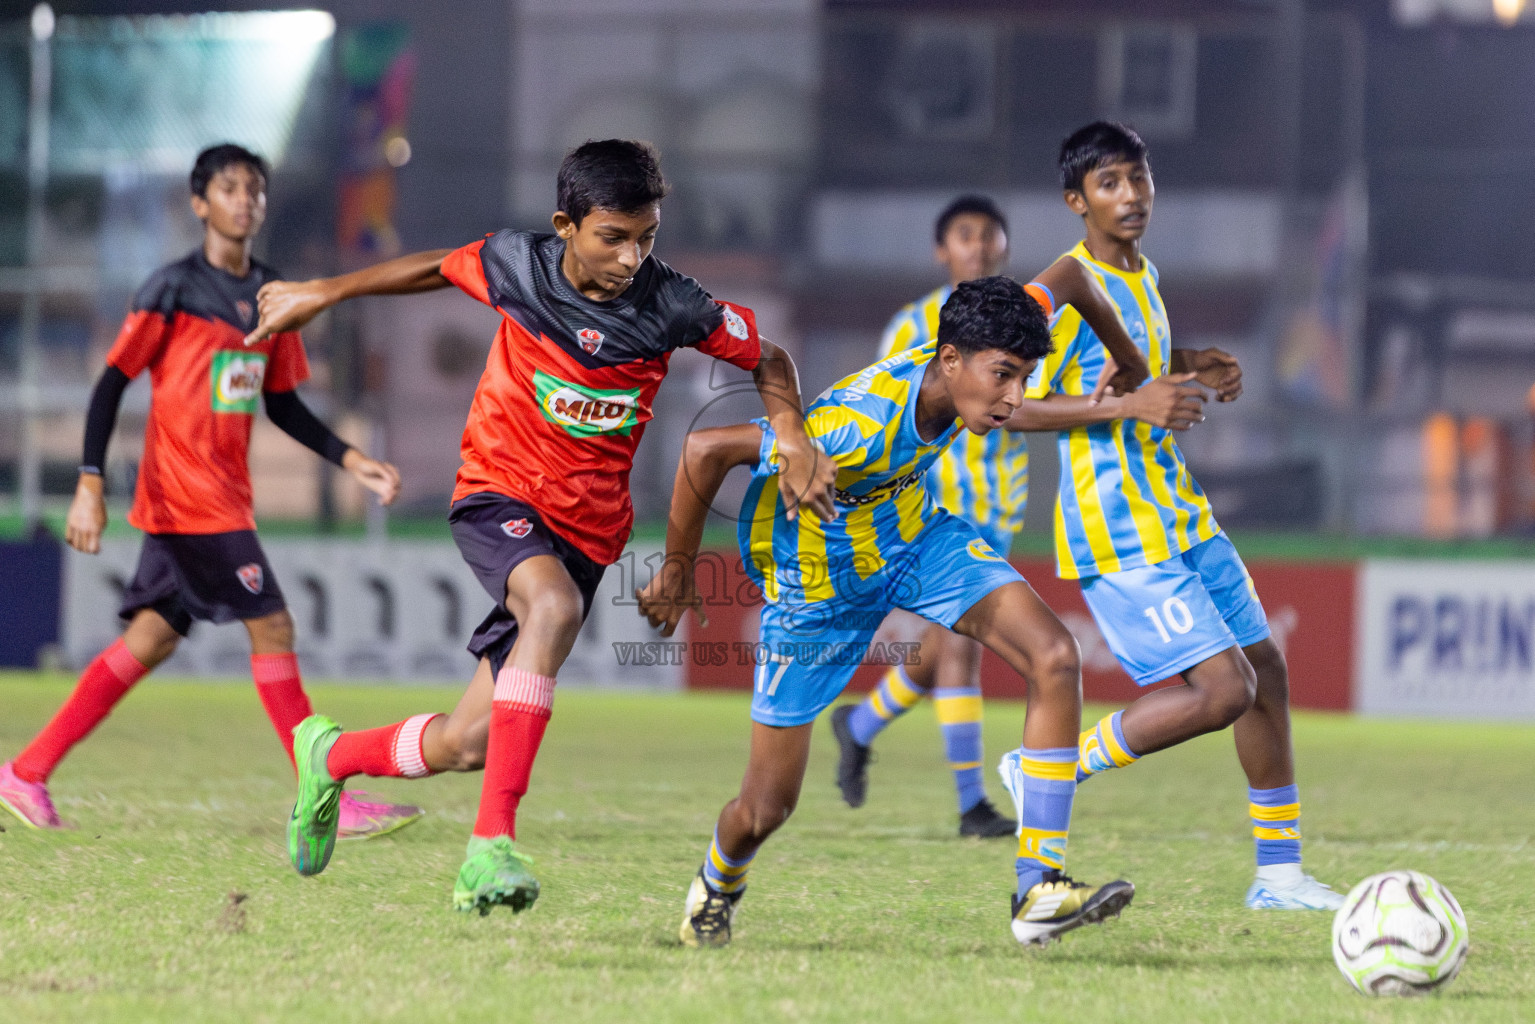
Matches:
[1356,560,1535,719]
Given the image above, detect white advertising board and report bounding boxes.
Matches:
[62,538,681,690]
[1356,560,1535,719]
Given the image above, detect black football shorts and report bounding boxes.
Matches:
[119,530,286,636]
[448,492,607,677]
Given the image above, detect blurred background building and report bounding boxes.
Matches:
[5,0,1535,543]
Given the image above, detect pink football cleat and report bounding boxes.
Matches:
[337,789,423,840]
[0,760,69,830]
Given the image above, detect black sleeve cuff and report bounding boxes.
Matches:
[263,389,352,468]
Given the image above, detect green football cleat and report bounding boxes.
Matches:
[287,714,344,877]
[453,836,540,916]
[1011,871,1134,946]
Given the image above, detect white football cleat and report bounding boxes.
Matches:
[1245,863,1345,910]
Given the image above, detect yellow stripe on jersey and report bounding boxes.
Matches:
[1111,423,1174,564]
[797,507,835,603]
[747,472,782,603]
[740,341,962,605]
[892,474,928,543]
[963,430,993,525]
[808,403,885,442]
[846,502,885,578]
[882,285,1028,546]
[1027,242,1219,579]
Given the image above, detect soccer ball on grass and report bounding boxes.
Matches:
[1332,869,1468,996]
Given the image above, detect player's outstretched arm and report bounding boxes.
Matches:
[1170,346,1243,402]
[67,365,133,554]
[263,389,401,505]
[243,249,455,346]
[636,423,762,637]
[1031,256,1151,401]
[1007,371,1206,433]
[751,340,837,524]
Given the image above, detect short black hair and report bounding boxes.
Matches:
[937,276,1051,362]
[556,139,670,226]
[190,143,267,198]
[1058,121,1149,192]
[934,193,1008,245]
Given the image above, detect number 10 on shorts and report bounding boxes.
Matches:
[1143,597,1195,643]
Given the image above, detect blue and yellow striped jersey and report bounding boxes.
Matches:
[879,286,1028,550]
[740,341,961,604]
[1026,241,1219,580]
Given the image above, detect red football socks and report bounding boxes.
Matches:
[250,652,314,768]
[472,665,555,840]
[326,713,442,781]
[13,639,149,784]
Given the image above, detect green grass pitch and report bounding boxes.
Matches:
[1,673,1530,1023]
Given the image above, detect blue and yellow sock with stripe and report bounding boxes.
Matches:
[1249,784,1302,865]
[933,685,985,813]
[847,665,929,747]
[1013,746,1077,897]
[702,827,754,895]
[1077,709,1140,782]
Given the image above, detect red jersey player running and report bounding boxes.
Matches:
[245,139,837,915]
[0,145,419,840]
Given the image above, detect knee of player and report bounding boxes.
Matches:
[248,609,295,650]
[1210,659,1258,725]
[1246,639,1289,692]
[519,587,585,642]
[742,792,797,840]
[143,633,181,665]
[1031,630,1082,688]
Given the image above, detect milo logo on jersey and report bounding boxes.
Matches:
[209,351,268,413]
[533,370,642,437]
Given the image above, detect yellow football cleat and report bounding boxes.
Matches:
[679,869,743,948]
[1011,871,1134,946]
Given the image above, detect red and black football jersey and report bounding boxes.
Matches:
[106,251,309,535]
[441,230,761,564]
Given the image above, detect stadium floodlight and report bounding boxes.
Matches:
[31,3,54,41]
[42,10,335,174]
[1494,0,1527,25]
[1394,0,1527,24]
